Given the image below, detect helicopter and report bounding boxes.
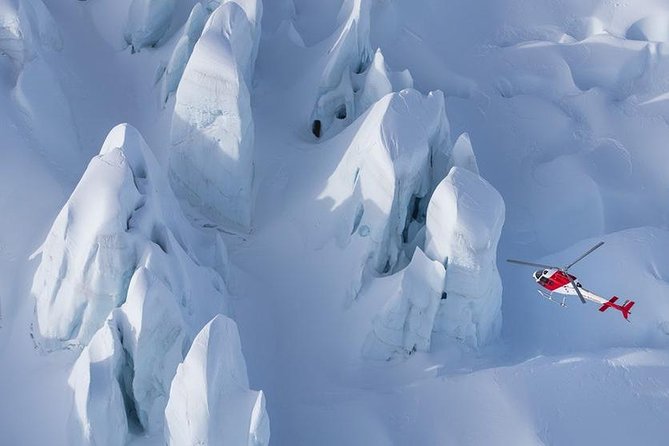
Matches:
[507,241,635,321]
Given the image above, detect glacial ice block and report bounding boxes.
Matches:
[363,247,446,360]
[31,124,229,350]
[124,0,177,51]
[164,314,270,446]
[321,89,450,279]
[426,167,505,347]
[169,0,262,230]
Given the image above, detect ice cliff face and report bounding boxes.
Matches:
[165,315,270,446]
[168,0,262,230]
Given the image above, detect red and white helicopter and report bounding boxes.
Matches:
[507,241,635,321]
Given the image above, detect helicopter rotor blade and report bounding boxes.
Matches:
[567,274,587,304]
[563,241,604,271]
[506,259,557,269]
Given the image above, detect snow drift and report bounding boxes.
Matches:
[169,0,262,230]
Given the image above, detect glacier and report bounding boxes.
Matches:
[2,0,669,445]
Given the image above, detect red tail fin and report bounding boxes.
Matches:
[598,296,634,320]
[621,300,635,320]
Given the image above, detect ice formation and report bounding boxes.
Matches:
[31,124,229,351]
[164,315,270,446]
[124,0,177,51]
[446,133,479,176]
[363,247,445,360]
[68,267,189,444]
[161,2,208,103]
[309,0,412,138]
[1,0,79,170]
[426,167,505,347]
[0,0,61,73]
[45,125,262,443]
[68,317,129,446]
[169,0,262,230]
[322,88,450,283]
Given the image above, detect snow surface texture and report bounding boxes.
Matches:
[165,315,269,446]
[3,0,669,445]
[168,0,262,231]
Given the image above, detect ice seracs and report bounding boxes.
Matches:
[68,317,129,446]
[1,0,80,172]
[69,269,188,444]
[310,0,412,138]
[363,248,445,360]
[161,3,208,103]
[31,123,228,350]
[169,0,262,230]
[426,167,505,347]
[164,315,270,446]
[39,124,267,443]
[124,0,177,51]
[321,88,449,285]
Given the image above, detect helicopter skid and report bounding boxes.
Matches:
[537,290,567,307]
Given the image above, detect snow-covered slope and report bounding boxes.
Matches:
[2,0,669,445]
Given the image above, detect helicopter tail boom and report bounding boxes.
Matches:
[598,296,635,320]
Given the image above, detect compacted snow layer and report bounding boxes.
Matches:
[169,0,262,230]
